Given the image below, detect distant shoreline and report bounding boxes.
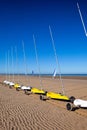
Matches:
[1,74,87,76]
[0,74,87,80]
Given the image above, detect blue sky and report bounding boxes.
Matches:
[0,0,87,74]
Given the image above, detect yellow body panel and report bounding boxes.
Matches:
[31,88,45,94]
[14,83,20,88]
[47,92,69,100]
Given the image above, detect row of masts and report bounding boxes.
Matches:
[4,1,86,95]
[4,26,65,95]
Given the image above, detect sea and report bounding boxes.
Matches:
[1,73,87,77]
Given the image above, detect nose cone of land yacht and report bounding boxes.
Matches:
[74,99,87,108]
[3,80,7,83]
[9,82,15,86]
[47,92,69,100]
[5,81,11,85]
[14,83,21,88]
[21,86,31,90]
[31,88,46,94]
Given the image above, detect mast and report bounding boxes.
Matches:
[77,2,87,37]
[22,40,29,84]
[49,25,65,95]
[5,53,7,81]
[15,46,20,83]
[33,34,43,90]
[11,47,14,83]
[8,50,10,82]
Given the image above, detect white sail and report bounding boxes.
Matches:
[53,69,56,78]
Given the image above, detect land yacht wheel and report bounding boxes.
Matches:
[24,90,31,95]
[69,96,75,103]
[9,86,12,89]
[66,103,73,111]
[16,87,20,91]
[40,95,44,100]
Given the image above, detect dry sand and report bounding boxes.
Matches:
[0,75,87,130]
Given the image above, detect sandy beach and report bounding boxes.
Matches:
[0,75,87,130]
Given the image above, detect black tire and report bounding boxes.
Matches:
[24,90,27,94]
[9,86,12,89]
[16,87,20,91]
[69,96,75,103]
[45,91,48,95]
[66,103,73,111]
[24,90,30,95]
[40,95,44,100]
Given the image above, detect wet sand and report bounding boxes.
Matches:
[0,75,87,130]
